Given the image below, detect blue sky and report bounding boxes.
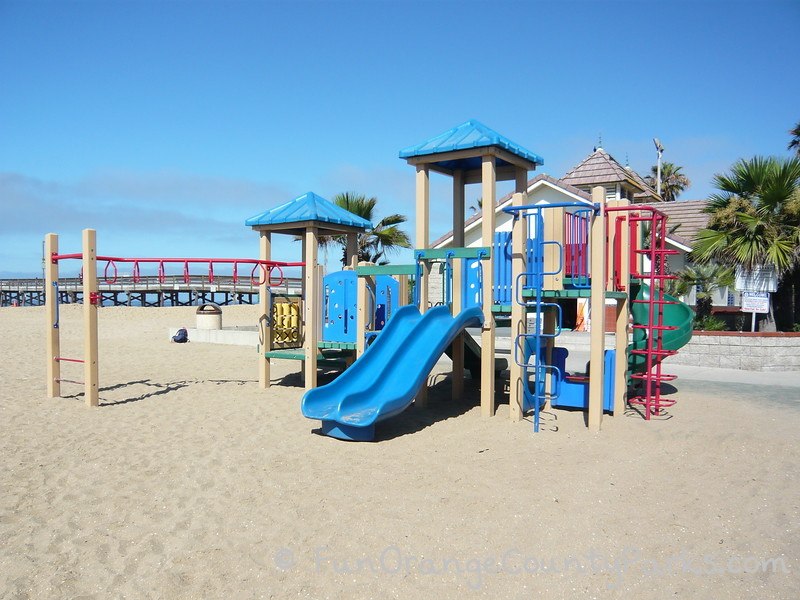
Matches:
[1,0,798,277]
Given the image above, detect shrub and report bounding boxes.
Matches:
[694,316,726,331]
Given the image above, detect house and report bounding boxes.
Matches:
[430,146,738,323]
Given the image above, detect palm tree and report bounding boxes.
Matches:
[644,161,691,202]
[789,120,800,156]
[325,192,412,267]
[692,156,800,330]
[672,263,735,322]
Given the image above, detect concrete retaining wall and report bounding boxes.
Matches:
[670,332,800,371]
[167,326,259,347]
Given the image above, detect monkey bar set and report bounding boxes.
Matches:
[44,229,301,406]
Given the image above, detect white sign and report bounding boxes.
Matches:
[741,291,769,314]
[736,266,777,292]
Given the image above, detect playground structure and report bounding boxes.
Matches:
[43,229,302,406]
[299,120,693,439]
[42,120,693,439]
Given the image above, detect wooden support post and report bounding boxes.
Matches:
[82,229,99,407]
[588,187,606,431]
[606,200,618,289]
[614,296,628,415]
[258,231,271,389]
[480,156,496,417]
[45,233,60,398]
[613,199,630,415]
[451,170,465,400]
[543,206,564,290]
[356,272,374,357]
[304,227,319,390]
[346,233,358,269]
[415,165,430,407]
[509,192,526,421]
[416,165,430,313]
[398,275,409,307]
[543,306,557,411]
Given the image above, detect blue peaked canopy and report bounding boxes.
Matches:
[245,191,372,233]
[399,119,544,173]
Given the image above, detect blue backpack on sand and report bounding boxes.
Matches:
[172,328,189,343]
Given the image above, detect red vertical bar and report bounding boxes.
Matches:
[614,216,624,291]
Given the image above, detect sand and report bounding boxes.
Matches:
[1,304,798,599]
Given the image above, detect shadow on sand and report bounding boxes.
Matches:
[60,378,258,406]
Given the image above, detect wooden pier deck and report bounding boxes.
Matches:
[0,276,302,307]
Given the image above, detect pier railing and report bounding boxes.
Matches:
[1,275,303,306]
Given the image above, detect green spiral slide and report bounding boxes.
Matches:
[628,283,694,374]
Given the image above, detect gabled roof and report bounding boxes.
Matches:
[245,192,372,232]
[430,174,591,248]
[561,147,647,193]
[399,119,544,172]
[656,199,710,246]
[628,167,660,202]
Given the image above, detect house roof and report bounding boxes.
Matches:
[245,191,372,233]
[398,119,544,172]
[655,199,710,246]
[561,147,649,194]
[430,173,591,248]
[629,167,661,202]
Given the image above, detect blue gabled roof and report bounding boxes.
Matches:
[245,192,372,230]
[398,119,544,166]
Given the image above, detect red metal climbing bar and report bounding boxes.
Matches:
[55,357,84,363]
[604,205,683,419]
[49,254,304,288]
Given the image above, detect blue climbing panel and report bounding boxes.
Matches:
[373,275,399,331]
[462,258,482,309]
[493,232,512,305]
[323,271,357,343]
[322,271,399,343]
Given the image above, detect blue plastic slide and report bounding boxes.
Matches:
[301,304,484,441]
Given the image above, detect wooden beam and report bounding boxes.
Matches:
[258,231,271,389]
[614,199,630,415]
[415,165,430,407]
[346,233,358,269]
[304,227,319,390]
[82,229,99,407]
[543,206,564,290]
[543,306,557,411]
[463,164,530,185]
[404,146,538,173]
[398,275,409,306]
[356,272,373,357]
[509,191,526,421]
[588,187,606,431]
[614,296,628,415]
[416,165,430,313]
[45,233,60,398]
[480,155,496,417]
[249,221,367,236]
[451,170,465,401]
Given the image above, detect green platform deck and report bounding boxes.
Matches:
[265,345,355,367]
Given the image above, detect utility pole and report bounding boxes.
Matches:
[653,138,664,198]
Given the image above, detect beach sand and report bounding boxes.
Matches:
[1,304,797,598]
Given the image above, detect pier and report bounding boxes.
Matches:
[0,275,302,307]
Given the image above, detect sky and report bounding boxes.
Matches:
[1,0,798,277]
